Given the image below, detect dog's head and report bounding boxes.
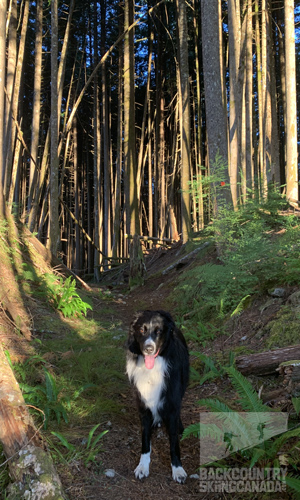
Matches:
[127,310,174,369]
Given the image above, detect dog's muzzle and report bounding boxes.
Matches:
[143,339,156,356]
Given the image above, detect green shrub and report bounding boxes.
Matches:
[43,274,92,318]
[175,188,300,328]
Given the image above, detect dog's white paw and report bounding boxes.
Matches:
[134,452,151,480]
[172,465,187,484]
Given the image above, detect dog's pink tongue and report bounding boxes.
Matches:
[145,355,155,369]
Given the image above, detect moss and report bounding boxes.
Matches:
[266,307,300,349]
[6,446,66,499]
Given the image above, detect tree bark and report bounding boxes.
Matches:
[284,0,298,204]
[0,345,66,499]
[201,0,231,211]
[124,0,139,239]
[0,0,6,217]
[177,0,191,243]
[27,0,43,216]
[49,0,60,255]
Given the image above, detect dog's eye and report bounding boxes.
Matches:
[156,328,162,335]
[140,326,146,334]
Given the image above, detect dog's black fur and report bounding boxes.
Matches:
[126,310,189,483]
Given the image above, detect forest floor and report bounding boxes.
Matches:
[1,239,296,499]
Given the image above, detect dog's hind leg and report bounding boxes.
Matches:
[134,408,153,480]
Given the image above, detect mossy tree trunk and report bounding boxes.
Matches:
[0,345,66,499]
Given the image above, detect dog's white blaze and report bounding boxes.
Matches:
[172,465,187,484]
[134,451,151,479]
[126,356,168,424]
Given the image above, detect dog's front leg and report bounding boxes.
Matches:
[166,414,187,484]
[135,409,153,479]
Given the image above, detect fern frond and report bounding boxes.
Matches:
[182,423,200,439]
[285,475,300,495]
[231,295,251,317]
[267,427,300,457]
[197,398,233,413]
[199,423,226,443]
[226,366,268,413]
[197,401,255,450]
[248,446,266,468]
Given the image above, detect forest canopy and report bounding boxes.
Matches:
[0,0,299,278]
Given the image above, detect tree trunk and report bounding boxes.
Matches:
[284,0,298,204]
[201,0,231,211]
[124,0,139,239]
[28,0,43,217]
[0,0,6,217]
[49,0,60,255]
[0,345,66,499]
[228,0,241,208]
[177,0,191,243]
[5,0,29,199]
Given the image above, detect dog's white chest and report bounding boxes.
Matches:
[127,356,168,423]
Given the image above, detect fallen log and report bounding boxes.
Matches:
[162,241,211,275]
[0,344,66,499]
[236,344,300,376]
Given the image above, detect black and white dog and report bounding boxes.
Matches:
[126,310,189,484]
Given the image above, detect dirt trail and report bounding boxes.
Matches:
[60,249,201,500]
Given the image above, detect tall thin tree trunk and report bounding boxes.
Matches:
[93,1,101,280]
[177,0,191,242]
[124,0,139,239]
[49,0,60,254]
[246,0,254,194]
[228,0,241,208]
[201,0,231,212]
[284,0,298,204]
[0,0,6,217]
[28,0,43,216]
[5,0,29,199]
[4,0,17,185]
[112,5,123,259]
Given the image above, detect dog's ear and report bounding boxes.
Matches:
[158,310,175,331]
[127,311,143,354]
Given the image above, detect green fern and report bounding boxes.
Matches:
[285,475,300,497]
[226,366,268,413]
[44,274,92,317]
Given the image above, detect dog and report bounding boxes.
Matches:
[126,310,189,484]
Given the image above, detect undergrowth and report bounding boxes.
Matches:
[175,188,300,338]
[183,362,300,497]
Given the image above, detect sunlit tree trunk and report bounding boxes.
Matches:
[193,0,203,229]
[201,0,231,212]
[228,0,241,207]
[112,6,123,259]
[0,0,6,216]
[177,0,191,242]
[101,0,111,264]
[255,0,263,198]
[124,0,139,240]
[28,0,43,216]
[246,0,254,194]
[5,0,29,199]
[49,0,60,254]
[284,0,298,204]
[93,1,101,280]
[4,0,17,186]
